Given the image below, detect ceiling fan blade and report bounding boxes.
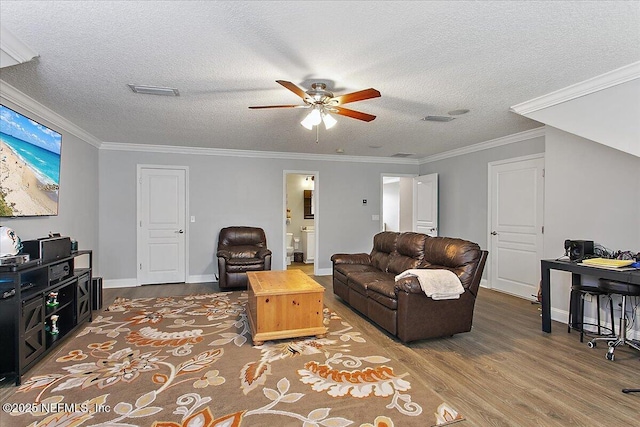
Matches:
[332,106,377,122]
[248,105,306,109]
[333,88,381,105]
[276,80,308,99]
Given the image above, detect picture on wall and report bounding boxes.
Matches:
[0,105,62,217]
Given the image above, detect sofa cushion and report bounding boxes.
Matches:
[335,263,380,277]
[367,280,397,299]
[370,231,398,272]
[387,232,427,274]
[218,227,267,248]
[367,298,397,335]
[225,260,265,272]
[218,245,262,259]
[422,237,482,289]
[367,281,398,310]
[348,271,395,296]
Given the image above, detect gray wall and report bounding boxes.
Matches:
[0,98,99,271]
[416,126,639,336]
[99,149,417,283]
[419,136,546,249]
[544,126,640,335]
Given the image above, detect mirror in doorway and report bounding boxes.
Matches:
[304,190,313,219]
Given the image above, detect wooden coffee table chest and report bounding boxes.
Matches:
[246,270,327,345]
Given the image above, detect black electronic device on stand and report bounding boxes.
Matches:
[564,240,594,262]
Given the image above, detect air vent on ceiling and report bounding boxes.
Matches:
[128,84,180,96]
[422,115,455,122]
[390,152,414,158]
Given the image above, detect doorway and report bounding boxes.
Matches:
[283,171,318,275]
[137,165,189,285]
[413,173,439,237]
[488,154,544,300]
[381,174,415,232]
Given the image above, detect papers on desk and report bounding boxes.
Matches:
[579,258,637,271]
[582,258,634,267]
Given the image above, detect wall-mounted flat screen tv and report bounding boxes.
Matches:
[0,105,62,217]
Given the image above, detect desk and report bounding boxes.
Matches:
[540,259,640,333]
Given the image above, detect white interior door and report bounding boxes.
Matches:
[137,166,187,285]
[413,173,438,237]
[489,156,544,300]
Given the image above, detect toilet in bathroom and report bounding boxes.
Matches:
[286,233,300,265]
[286,233,294,265]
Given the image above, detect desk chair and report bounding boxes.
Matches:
[587,279,640,361]
[567,282,615,342]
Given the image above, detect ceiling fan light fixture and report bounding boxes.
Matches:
[309,108,322,125]
[322,112,337,129]
[300,116,314,130]
[301,107,322,129]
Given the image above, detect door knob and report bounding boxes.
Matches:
[491,231,498,235]
[177,230,184,234]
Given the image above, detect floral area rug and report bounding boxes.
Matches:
[3,292,465,427]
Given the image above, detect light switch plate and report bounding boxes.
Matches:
[190,216,195,223]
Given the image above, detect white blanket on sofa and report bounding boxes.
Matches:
[394,269,464,300]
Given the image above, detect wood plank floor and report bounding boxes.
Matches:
[3,276,638,426]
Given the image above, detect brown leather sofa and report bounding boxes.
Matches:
[331,231,488,342]
[217,226,272,290]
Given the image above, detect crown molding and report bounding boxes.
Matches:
[510,61,640,115]
[0,79,102,148]
[418,127,546,164]
[99,141,420,165]
[0,26,38,68]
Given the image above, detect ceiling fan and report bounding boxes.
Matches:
[249,80,381,130]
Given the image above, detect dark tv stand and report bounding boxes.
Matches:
[0,250,92,385]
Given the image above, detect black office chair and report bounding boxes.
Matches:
[587,279,640,361]
[567,282,615,342]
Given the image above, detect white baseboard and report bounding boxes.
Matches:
[104,275,217,288]
[315,267,332,276]
[552,307,640,341]
[103,278,138,289]
[479,278,489,289]
[187,274,217,283]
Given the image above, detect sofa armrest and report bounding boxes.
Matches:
[217,249,232,260]
[256,248,272,259]
[331,253,371,265]
[394,276,423,294]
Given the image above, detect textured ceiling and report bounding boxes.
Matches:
[1,1,639,159]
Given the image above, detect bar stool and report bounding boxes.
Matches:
[567,282,615,342]
[587,279,640,361]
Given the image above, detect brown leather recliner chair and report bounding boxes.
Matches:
[217,226,272,290]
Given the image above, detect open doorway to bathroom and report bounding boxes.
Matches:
[284,171,318,276]
[381,174,415,232]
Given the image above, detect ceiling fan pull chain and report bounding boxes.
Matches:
[316,124,319,143]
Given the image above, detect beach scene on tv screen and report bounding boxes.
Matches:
[0,105,61,217]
